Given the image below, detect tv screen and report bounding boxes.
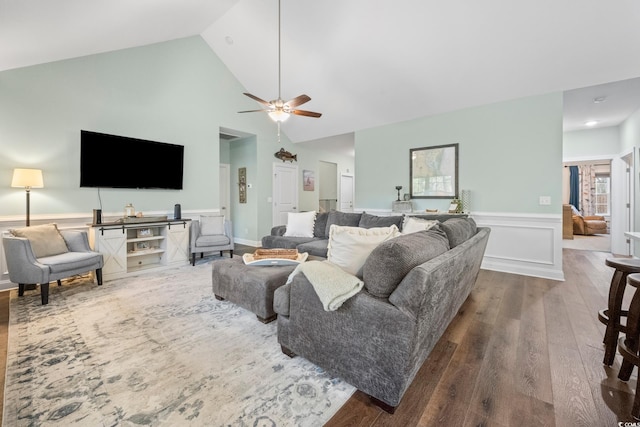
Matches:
[80,130,184,189]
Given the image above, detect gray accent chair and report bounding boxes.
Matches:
[3,230,104,305]
[190,219,234,265]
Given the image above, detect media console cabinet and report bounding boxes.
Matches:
[89,219,190,281]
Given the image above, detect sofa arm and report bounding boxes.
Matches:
[2,236,48,284]
[584,215,605,221]
[61,230,93,252]
[271,225,287,236]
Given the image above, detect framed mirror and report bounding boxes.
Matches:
[410,143,459,199]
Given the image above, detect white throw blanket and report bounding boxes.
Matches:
[286,260,364,311]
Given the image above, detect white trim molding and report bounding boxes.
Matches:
[472,211,564,281]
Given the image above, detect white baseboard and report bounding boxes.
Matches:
[234,237,260,247]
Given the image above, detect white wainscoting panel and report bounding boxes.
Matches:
[472,211,564,281]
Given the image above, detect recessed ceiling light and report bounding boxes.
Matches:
[593,96,607,103]
[585,120,598,127]
[225,36,234,45]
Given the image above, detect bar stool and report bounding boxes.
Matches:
[617,273,640,420]
[599,257,640,366]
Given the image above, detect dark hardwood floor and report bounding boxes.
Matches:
[1,248,637,425]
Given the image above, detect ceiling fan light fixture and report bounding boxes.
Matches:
[268,110,290,122]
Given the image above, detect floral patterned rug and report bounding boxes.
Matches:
[3,261,354,426]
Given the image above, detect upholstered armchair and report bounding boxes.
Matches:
[570,205,608,235]
[3,224,104,305]
[190,216,234,265]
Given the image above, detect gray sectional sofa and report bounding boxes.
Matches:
[261,210,466,257]
[272,217,490,413]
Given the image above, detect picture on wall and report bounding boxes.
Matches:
[303,170,315,191]
[410,143,459,198]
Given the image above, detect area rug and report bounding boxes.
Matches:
[3,261,355,426]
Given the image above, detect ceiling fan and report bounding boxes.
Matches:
[238,0,322,124]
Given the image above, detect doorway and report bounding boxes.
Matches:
[340,173,355,212]
[318,161,337,212]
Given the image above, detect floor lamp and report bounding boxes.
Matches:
[11,168,44,227]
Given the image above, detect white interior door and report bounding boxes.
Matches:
[219,163,230,218]
[273,163,298,226]
[340,173,354,212]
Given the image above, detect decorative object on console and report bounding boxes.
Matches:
[460,189,471,213]
[11,168,44,227]
[410,143,459,199]
[448,199,461,213]
[395,185,402,201]
[392,200,413,213]
[174,203,181,220]
[124,203,135,217]
[93,209,102,224]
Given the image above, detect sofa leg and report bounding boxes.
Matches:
[369,396,396,414]
[96,268,103,286]
[281,345,296,358]
[229,250,233,258]
[18,284,25,297]
[214,295,225,301]
[57,279,62,287]
[220,251,223,257]
[257,314,277,324]
[41,283,50,305]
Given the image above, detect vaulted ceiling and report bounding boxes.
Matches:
[2,0,640,143]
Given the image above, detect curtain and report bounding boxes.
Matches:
[569,166,579,210]
[579,164,596,216]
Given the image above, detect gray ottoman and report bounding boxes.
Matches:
[211,257,297,323]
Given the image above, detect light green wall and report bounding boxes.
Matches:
[563,126,620,159]
[355,93,564,213]
[0,36,354,240]
[229,136,258,241]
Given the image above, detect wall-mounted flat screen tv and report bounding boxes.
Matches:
[80,130,184,189]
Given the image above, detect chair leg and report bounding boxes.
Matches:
[18,284,25,297]
[57,279,62,287]
[96,268,103,286]
[191,253,196,266]
[220,251,223,257]
[230,250,233,258]
[40,283,49,305]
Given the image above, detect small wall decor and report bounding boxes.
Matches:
[410,143,459,199]
[238,167,247,203]
[274,148,297,162]
[303,170,315,191]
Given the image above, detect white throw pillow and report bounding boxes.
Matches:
[200,215,225,236]
[327,224,401,276]
[402,217,439,234]
[284,211,317,237]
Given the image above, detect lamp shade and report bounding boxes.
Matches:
[268,110,290,122]
[11,168,44,188]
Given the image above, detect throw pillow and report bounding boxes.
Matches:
[284,211,316,237]
[314,211,330,238]
[363,226,450,298]
[324,211,362,237]
[401,217,439,234]
[10,223,69,258]
[440,217,477,248]
[200,215,225,236]
[327,224,401,276]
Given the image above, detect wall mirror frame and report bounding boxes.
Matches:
[410,143,459,199]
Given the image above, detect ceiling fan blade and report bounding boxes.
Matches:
[238,109,268,113]
[243,93,272,107]
[285,94,311,108]
[292,109,322,118]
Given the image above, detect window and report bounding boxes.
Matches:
[595,175,610,215]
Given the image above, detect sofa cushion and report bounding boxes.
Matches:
[401,217,439,234]
[284,211,316,238]
[314,212,329,238]
[363,226,450,298]
[296,240,329,258]
[10,223,69,258]
[327,224,400,276]
[324,211,362,237]
[358,212,404,230]
[196,235,231,247]
[200,215,225,236]
[440,217,477,248]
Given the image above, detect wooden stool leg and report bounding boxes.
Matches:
[604,270,628,365]
[620,286,640,380]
